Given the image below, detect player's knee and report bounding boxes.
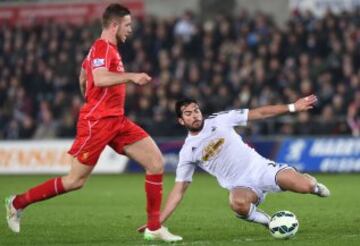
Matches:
[62,176,87,191]
[230,199,251,216]
[74,178,87,190]
[147,163,164,174]
[146,154,164,174]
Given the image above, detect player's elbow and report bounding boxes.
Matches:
[79,78,85,88]
[173,190,186,203]
[93,70,108,87]
[248,110,265,121]
[176,182,190,197]
[93,76,106,87]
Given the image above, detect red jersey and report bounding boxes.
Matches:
[80,39,126,120]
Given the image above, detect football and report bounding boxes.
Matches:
[269,210,299,239]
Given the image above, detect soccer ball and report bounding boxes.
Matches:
[269,210,299,239]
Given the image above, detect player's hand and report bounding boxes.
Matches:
[294,94,318,112]
[130,73,151,85]
[136,224,147,233]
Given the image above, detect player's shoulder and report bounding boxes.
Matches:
[179,138,193,154]
[207,109,234,118]
[94,39,106,45]
[81,58,88,69]
[205,111,228,124]
[208,109,247,120]
[92,39,110,50]
[178,143,194,163]
[180,139,190,151]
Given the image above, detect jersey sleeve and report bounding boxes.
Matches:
[90,41,111,71]
[81,58,88,69]
[210,109,249,127]
[175,148,196,183]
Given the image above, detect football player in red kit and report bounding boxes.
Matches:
[5,4,182,242]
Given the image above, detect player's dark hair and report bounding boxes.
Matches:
[102,4,131,28]
[175,98,199,118]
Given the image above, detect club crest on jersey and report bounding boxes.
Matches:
[202,138,225,162]
[92,58,105,68]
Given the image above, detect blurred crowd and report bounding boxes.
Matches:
[0,9,359,139]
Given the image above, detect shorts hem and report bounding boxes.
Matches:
[67,151,97,166]
[119,133,149,154]
[274,166,296,191]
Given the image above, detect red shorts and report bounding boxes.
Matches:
[68,116,149,165]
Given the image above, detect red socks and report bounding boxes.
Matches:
[145,174,163,231]
[13,177,65,210]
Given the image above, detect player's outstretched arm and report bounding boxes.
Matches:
[93,67,151,87]
[248,94,318,121]
[160,181,190,223]
[137,181,190,233]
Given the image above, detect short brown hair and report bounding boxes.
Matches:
[102,4,131,28]
[175,98,199,118]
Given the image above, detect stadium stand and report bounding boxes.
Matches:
[0,9,359,139]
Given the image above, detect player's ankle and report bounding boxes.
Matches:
[12,195,27,210]
[147,224,161,231]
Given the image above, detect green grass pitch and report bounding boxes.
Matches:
[1,173,359,245]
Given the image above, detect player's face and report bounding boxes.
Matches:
[115,15,132,43]
[179,103,204,132]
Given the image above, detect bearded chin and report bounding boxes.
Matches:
[187,120,204,132]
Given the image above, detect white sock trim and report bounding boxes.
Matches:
[313,184,319,194]
[244,203,270,226]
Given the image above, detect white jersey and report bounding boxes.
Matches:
[175,109,274,190]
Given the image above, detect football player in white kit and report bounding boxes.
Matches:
[138,94,330,234]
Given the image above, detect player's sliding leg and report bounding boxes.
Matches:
[123,136,182,242]
[5,158,93,233]
[276,168,330,197]
[229,188,271,227]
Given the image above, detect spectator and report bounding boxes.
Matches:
[174,11,196,43]
[0,9,358,139]
[347,91,360,136]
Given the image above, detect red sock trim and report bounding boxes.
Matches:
[55,177,65,194]
[146,174,163,182]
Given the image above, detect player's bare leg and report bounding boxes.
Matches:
[229,188,271,227]
[124,136,164,175]
[61,158,94,191]
[123,136,182,242]
[276,168,330,197]
[5,157,93,233]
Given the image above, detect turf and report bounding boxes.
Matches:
[0,173,359,245]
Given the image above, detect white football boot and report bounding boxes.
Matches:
[304,173,330,197]
[5,195,22,233]
[315,183,331,197]
[144,226,183,242]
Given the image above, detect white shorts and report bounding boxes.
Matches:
[229,162,295,205]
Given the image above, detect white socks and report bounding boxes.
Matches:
[237,203,270,226]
